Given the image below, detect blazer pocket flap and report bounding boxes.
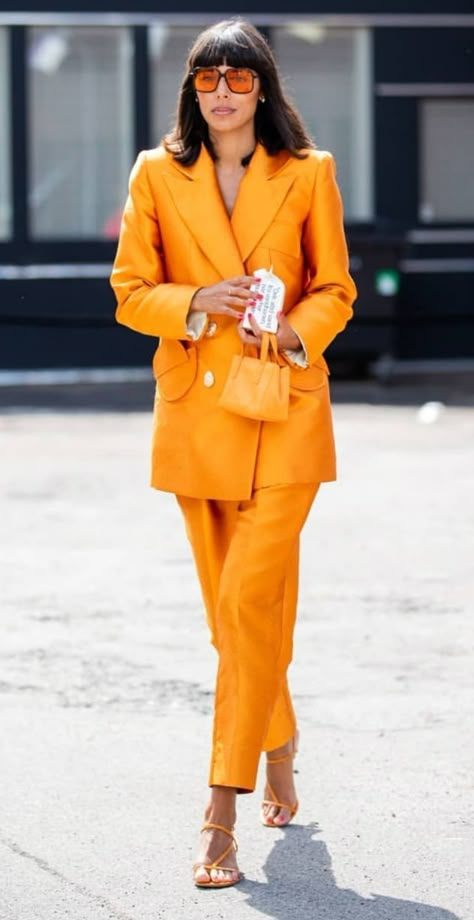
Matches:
[153,340,197,401]
[289,362,328,391]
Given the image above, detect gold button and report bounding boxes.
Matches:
[206,321,217,337]
[203,371,215,388]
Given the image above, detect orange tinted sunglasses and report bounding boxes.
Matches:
[191,67,259,94]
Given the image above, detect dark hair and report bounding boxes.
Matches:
[164,19,315,164]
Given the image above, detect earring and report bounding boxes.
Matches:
[259,95,266,103]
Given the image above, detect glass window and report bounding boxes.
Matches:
[0,28,11,240]
[28,27,133,239]
[150,24,204,147]
[272,25,373,221]
[419,100,474,222]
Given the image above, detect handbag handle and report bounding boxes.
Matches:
[259,332,279,363]
[239,332,279,363]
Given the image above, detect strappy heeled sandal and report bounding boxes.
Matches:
[193,822,241,889]
[261,735,299,828]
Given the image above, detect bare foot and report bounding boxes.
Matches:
[193,787,240,886]
[262,736,298,827]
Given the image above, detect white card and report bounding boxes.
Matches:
[242,267,285,334]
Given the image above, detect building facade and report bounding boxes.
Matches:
[0,2,473,370]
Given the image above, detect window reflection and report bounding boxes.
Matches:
[28,26,133,239]
[149,24,203,147]
[420,100,474,222]
[273,25,373,221]
[0,28,11,240]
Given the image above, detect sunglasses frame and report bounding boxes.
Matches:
[190,66,259,94]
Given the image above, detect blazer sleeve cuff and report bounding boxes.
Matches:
[282,329,309,368]
[185,311,207,341]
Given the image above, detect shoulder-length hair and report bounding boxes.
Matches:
[163,19,315,164]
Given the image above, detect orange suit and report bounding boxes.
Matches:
[110,141,356,791]
[110,142,356,500]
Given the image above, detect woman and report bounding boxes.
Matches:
[110,18,357,889]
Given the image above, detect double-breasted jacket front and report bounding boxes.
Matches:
[110,142,357,500]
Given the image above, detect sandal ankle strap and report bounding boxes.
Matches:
[201,822,235,837]
[266,752,295,765]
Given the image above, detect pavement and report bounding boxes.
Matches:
[0,376,473,920]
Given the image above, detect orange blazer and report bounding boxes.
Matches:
[110,142,357,500]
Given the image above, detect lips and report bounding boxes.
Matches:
[212,107,235,115]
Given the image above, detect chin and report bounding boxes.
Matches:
[209,119,241,133]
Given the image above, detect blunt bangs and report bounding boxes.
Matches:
[190,23,268,76]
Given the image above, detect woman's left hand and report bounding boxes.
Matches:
[237,312,301,351]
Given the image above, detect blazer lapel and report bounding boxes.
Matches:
[162,143,296,277]
[231,145,295,265]
[162,145,244,280]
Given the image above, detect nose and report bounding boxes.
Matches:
[215,72,229,95]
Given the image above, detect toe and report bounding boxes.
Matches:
[194,865,211,885]
[211,868,227,884]
[273,807,291,825]
[262,805,276,825]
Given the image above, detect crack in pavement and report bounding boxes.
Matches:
[0,836,137,920]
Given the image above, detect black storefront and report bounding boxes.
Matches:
[0,2,473,373]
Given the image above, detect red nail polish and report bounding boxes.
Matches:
[256,293,264,300]
[248,299,256,306]
[238,313,244,320]
[254,277,262,283]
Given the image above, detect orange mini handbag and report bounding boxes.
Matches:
[218,332,290,422]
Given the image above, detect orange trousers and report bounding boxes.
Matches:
[177,481,319,793]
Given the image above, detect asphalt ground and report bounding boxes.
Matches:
[0,376,473,920]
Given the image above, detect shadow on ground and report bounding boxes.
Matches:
[240,825,459,920]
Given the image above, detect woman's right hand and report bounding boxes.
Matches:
[188,275,260,320]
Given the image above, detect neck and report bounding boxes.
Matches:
[209,127,256,169]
